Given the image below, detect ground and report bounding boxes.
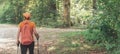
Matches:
[0,24,82,54]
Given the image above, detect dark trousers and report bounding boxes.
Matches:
[20,42,34,54]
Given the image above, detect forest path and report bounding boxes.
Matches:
[0,24,82,54]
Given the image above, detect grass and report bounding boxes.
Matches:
[54,31,92,54]
[54,30,107,54]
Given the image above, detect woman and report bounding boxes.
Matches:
[17,12,40,54]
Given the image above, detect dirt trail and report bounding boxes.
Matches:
[0,24,82,54]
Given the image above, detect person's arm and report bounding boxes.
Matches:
[33,27,40,40]
[17,27,20,46]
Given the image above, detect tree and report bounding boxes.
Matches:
[92,0,96,16]
[63,0,71,27]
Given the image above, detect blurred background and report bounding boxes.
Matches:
[0,0,120,54]
[0,0,92,28]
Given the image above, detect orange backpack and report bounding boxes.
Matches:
[20,20,34,45]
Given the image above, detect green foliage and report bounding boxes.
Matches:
[81,29,101,43]
[0,0,59,26]
[84,0,120,53]
[81,29,118,53]
[55,31,91,54]
[70,0,92,26]
[0,0,93,27]
[31,0,58,26]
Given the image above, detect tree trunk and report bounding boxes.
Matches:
[49,0,57,21]
[63,0,71,27]
[93,0,96,16]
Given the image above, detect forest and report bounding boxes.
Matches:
[0,0,120,54]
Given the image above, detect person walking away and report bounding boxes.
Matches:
[17,12,40,54]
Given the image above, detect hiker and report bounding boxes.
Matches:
[17,12,40,54]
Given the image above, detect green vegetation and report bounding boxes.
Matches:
[56,31,106,54]
[56,31,89,54]
[86,0,120,54]
[0,0,90,27]
[0,0,120,54]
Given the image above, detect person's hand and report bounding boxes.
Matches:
[16,40,20,47]
[35,33,40,40]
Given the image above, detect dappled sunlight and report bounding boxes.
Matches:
[83,44,91,49]
[0,24,83,54]
[47,46,56,51]
[0,0,119,54]
[80,47,85,50]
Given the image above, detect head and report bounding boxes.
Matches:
[23,12,31,20]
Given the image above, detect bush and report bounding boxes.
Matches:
[81,29,118,53]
